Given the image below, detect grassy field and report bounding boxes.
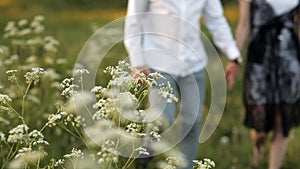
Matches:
[0,2,300,169]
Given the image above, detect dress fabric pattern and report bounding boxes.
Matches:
[244,0,300,136]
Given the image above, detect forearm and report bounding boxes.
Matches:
[235,0,250,51]
[203,0,241,60]
[235,21,250,51]
[124,0,149,67]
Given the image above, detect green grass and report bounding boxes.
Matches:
[0,2,300,169]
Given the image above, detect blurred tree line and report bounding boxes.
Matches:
[15,0,237,10]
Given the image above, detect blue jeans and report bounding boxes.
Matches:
[150,69,206,169]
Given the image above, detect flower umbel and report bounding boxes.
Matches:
[193,158,216,169]
[7,124,29,143]
[0,94,12,104]
[24,67,46,85]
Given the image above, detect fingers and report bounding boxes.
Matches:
[227,74,235,90]
[225,62,240,90]
[133,67,150,78]
[226,69,234,90]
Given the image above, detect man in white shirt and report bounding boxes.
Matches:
[124,0,241,168]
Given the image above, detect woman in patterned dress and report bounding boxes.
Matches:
[236,0,300,168]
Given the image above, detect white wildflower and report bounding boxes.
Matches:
[0,94,12,104]
[92,98,116,120]
[75,69,90,75]
[158,82,178,103]
[17,147,32,154]
[72,115,85,127]
[43,36,59,53]
[34,15,45,22]
[63,113,74,125]
[166,156,179,167]
[18,19,28,27]
[150,126,161,141]
[3,54,18,65]
[33,138,49,146]
[91,86,107,98]
[7,124,29,143]
[3,22,18,39]
[6,69,18,82]
[4,21,16,32]
[47,114,62,127]
[54,159,65,167]
[220,136,230,145]
[104,61,136,91]
[134,109,147,122]
[60,78,73,88]
[6,69,18,74]
[157,156,178,169]
[24,67,46,85]
[63,148,84,159]
[117,92,138,107]
[33,25,44,33]
[193,158,216,169]
[135,147,149,156]
[18,28,31,36]
[125,123,145,137]
[97,140,119,164]
[43,43,57,53]
[61,84,78,98]
[56,58,67,64]
[29,130,43,138]
[60,78,79,98]
[29,130,49,145]
[0,132,6,141]
[31,16,45,33]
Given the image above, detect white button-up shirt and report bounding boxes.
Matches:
[124,0,241,76]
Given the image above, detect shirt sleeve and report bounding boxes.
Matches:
[203,0,241,60]
[124,0,149,67]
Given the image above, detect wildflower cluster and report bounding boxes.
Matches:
[92,98,117,120]
[158,82,179,103]
[49,158,65,168]
[24,67,46,85]
[125,122,145,137]
[46,111,85,128]
[89,61,176,139]
[0,94,12,104]
[135,147,150,156]
[29,130,49,146]
[193,158,216,169]
[96,140,119,164]
[6,69,18,82]
[7,124,29,143]
[43,36,60,53]
[3,15,45,39]
[60,78,79,98]
[157,156,179,169]
[1,16,63,72]
[63,148,84,159]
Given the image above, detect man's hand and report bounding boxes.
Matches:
[133,67,150,78]
[225,62,240,90]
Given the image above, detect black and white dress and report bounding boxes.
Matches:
[244,0,300,136]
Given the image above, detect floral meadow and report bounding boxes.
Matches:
[0,1,300,169]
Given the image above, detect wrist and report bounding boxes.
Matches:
[230,57,242,65]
